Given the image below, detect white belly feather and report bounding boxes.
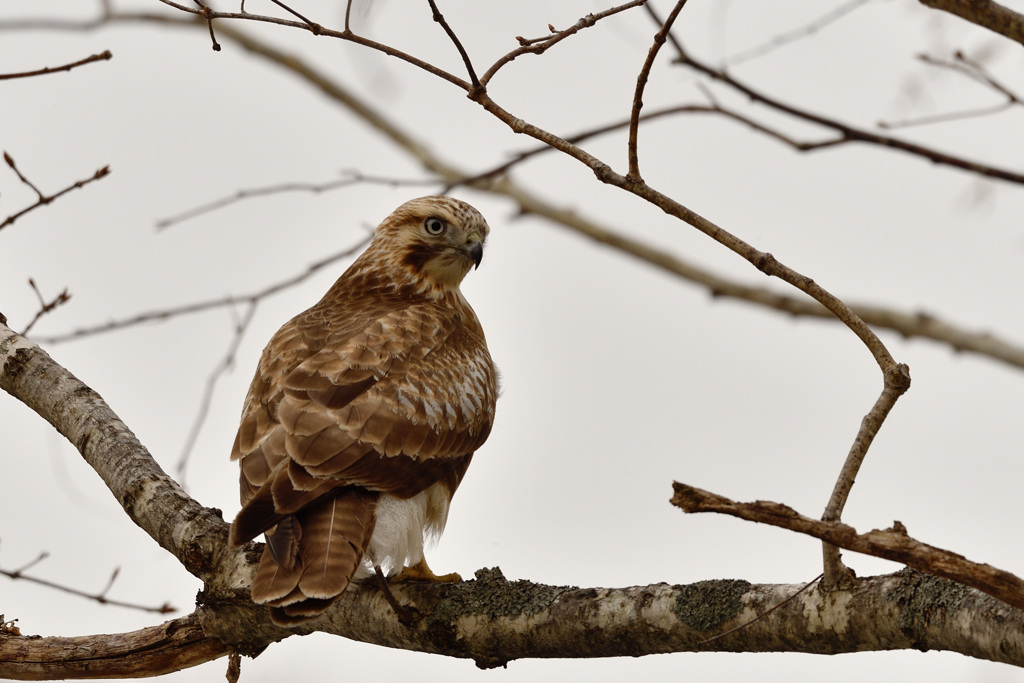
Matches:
[358,480,452,577]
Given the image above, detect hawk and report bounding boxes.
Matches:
[228,196,498,625]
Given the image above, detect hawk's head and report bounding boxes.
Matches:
[371,196,490,295]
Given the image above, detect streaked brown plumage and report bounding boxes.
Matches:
[229,196,497,625]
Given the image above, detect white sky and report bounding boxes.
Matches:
[2,0,1024,681]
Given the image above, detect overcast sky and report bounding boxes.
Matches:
[3,0,1024,681]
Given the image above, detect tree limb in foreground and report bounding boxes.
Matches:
[3,566,1024,678]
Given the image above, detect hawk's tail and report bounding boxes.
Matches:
[250,488,379,625]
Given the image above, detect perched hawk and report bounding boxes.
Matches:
[229,196,497,625]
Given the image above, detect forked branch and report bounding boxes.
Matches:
[672,482,1024,613]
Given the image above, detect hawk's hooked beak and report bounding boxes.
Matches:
[465,237,484,270]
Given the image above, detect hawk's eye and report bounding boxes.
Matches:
[424,217,448,236]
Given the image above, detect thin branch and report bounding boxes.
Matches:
[20,279,71,336]
[821,362,912,588]
[472,89,901,373]
[480,0,646,86]
[152,0,470,89]
[0,153,111,232]
[663,44,1024,185]
[191,0,221,50]
[672,482,1024,613]
[0,49,111,80]
[921,50,1021,102]
[695,573,823,645]
[175,304,257,488]
[724,0,872,67]
[200,23,1024,372]
[267,0,322,33]
[155,171,437,229]
[34,235,371,344]
[450,103,723,188]
[878,49,1021,129]
[878,100,1014,129]
[426,0,479,89]
[0,553,175,614]
[629,0,689,180]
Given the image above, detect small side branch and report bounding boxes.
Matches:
[662,40,1024,185]
[0,50,112,80]
[480,0,645,85]
[1,153,110,232]
[427,0,479,89]
[628,0,689,180]
[20,279,71,336]
[671,482,1024,612]
[35,235,371,344]
[821,363,912,587]
[0,552,175,615]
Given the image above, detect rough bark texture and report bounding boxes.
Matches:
[5,321,1024,678]
[919,0,1024,46]
[0,614,231,680]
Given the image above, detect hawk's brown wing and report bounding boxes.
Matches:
[229,297,495,620]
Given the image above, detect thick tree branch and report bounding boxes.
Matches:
[919,0,1024,46]
[8,564,1024,677]
[0,321,233,583]
[0,613,231,680]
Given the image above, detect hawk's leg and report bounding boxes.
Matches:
[392,557,462,583]
[374,565,419,624]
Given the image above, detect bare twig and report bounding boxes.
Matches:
[879,50,1021,129]
[696,573,823,645]
[0,552,175,614]
[0,49,111,80]
[724,0,872,66]
[156,171,437,229]
[1,153,111,232]
[267,0,322,34]
[427,0,479,89]
[21,279,72,336]
[659,40,1024,185]
[672,482,1024,613]
[821,363,912,588]
[480,1,646,85]
[197,23,1024,373]
[175,304,257,488]
[629,0,689,181]
[191,0,221,50]
[152,0,471,89]
[35,234,372,344]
